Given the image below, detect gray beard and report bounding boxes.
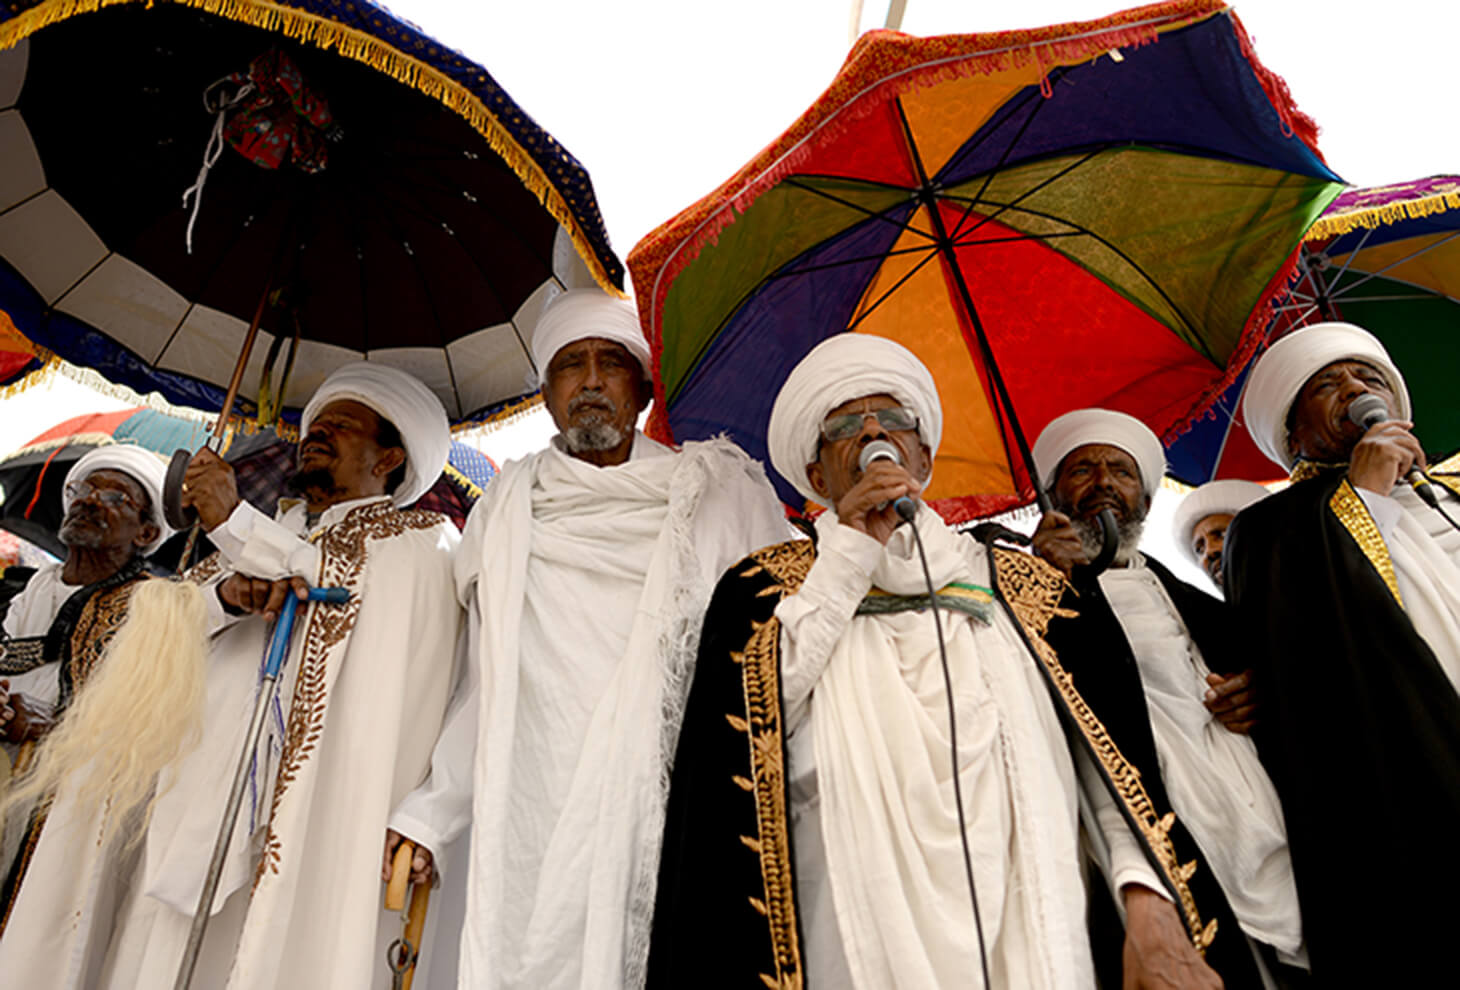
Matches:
[562,420,627,454]
[59,512,106,549]
[1052,494,1149,566]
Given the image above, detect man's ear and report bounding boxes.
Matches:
[133,522,160,551]
[807,460,831,501]
[917,442,933,482]
[1143,493,1153,513]
[635,378,654,413]
[375,445,407,480]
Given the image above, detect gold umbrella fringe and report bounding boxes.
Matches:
[0,0,622,298]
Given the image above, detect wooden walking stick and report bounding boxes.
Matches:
[385,840,432,990]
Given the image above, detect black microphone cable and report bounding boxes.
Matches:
[896,496,992,989]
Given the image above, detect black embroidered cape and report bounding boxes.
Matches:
[1044,554,1265,988]
[647,539,1212,989]
[1224,461,1460,984]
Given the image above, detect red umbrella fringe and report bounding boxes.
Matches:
[632,0,1325,443]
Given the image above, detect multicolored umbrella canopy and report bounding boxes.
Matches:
[0,0,622,428]
[630,0,1342,521]
[1165,175,1460,485]
[0,406,497,559]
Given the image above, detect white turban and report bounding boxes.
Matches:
[1241,321,1408,469]
[767,334,942,505]
[531,289,651,385]
[63,444,173,554]
[302,362,451,507]
[1170,479,1270,568]
[1032,408,1165,498]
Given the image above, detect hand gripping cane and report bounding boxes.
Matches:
[173,585,349,990]
[385,841,432,990]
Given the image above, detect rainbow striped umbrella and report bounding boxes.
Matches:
[630,0,1342,521]
[1165,175,1460,484]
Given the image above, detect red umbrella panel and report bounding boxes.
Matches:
[630,0,1342,521]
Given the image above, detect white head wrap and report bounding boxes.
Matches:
[531,289,651,385]
[1170,479,1270,568]
[1032,408,1165,498]
[767,334,942,505]
[63,444,173,554]
[1241,321,1409,469]
[302,361,451,507]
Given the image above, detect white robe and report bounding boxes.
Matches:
[0,565,140,990]
[98,495,461,990]
[781,510,1163,990]
[1098,558,1304,968]
[1356,481,1460,692]
[389,432,789,989]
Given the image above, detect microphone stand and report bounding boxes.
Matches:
[896,497,992,990]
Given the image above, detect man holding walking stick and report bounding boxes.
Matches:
[100,363,463,990]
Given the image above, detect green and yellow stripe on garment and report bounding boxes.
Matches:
[857,582,995,623]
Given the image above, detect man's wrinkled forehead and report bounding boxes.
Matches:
[546,336,646,379]
[1057,442,1142,477]
[1302,357,1385,392]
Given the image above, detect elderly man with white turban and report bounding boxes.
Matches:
[1171,479,1269,592]
[382,288,788,989]
[1224,321,1460,984]
[649,335,1230,990]
[94,362,462,990]
[0,445,172,983]
[1030,409,1305,989]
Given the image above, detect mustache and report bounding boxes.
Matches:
[300,432,336,456]
[567,389,616,415]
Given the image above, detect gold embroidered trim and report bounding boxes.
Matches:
[991,548,1217,952]
[67,578,145,691]
[184,552,227,586]
[1288,459,1345,484]
[731,540,813,990]
[1328,480,1403,608]
[256,502,444,881]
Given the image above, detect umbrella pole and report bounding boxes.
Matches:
[171,585,348,990]
[923,206,1051,512]
[169,283,273,572]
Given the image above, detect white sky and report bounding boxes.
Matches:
[3,0,1454,585]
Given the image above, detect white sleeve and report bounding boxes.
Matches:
[387,598,479,877]
[1074,743,1172,914]
[206,502,320,581]
[1355,486,1404,545]
[775,522,883,732]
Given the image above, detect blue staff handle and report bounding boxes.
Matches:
[174,585,349,990]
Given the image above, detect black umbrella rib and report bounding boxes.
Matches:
[782,177,938,243]
[47,251,113,319]
[845,246,944,333]
[943,76,1063,245]
[894,95,1041,510]
[936,65,1071,196]
[969,198,1201,352]
[0,187,49,223]
[153,302,199,372]
[764,243,937,281]
[938,148,1105,246]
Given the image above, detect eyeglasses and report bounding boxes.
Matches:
[820,406,919,443]
[65,480,139,511]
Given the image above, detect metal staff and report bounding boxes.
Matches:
[173,584,349,990]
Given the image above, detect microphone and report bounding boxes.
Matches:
[858,440,919,522]
[1348,393,1439,508]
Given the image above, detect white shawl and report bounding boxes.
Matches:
[781,510,1090,990]
[1099,561,1304,959]
[1370,483,1460,692]
[456,433,786,989]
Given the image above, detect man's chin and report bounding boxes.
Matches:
[286,468,343,498]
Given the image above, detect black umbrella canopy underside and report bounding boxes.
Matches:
[11,5,575,415]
